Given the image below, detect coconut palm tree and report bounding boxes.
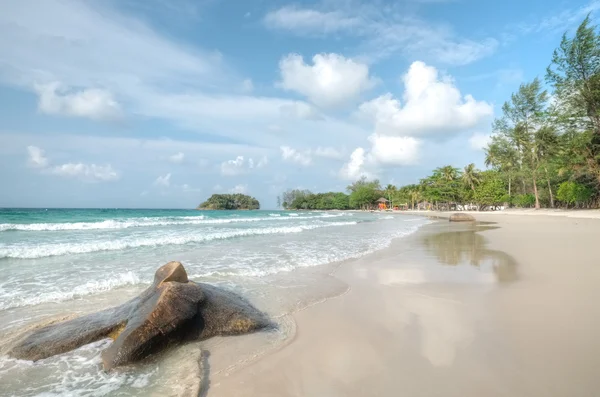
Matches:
[462,163,481,192]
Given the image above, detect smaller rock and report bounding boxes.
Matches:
[449,213,475,222]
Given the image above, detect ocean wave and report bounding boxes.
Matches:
[0,272,142,310]
[0,222,358,259]
[189,223,425,279]
[0,213,346,232]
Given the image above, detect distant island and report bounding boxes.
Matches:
[197,194,260,210]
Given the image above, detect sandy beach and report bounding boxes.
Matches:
[210,212,600,397]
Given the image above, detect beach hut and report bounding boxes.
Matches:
[376,197,389,210]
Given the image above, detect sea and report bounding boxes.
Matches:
[0,208,429,396]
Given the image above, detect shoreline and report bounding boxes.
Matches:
[211,213,600,396]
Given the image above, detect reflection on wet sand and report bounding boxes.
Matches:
[421,224,518,283]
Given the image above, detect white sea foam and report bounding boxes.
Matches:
[189,222,426,279]
[0,222,358,259]
[0,213,345,232]
[0,340,158,396]
[0,271,142,310]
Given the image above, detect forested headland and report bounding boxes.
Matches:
[281,16,600,211]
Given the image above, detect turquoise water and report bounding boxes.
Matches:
[0,208,428,396]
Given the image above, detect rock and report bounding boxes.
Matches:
[449,213,476,222]
[9,262,271,370]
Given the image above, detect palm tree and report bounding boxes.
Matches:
[462,163,481,192]
[435,165,460,181]
[384,184,397,207]
[410,189,421,210]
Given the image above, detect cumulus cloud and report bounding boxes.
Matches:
[358,61,492,137]
[27,146,49,168]
[34,82,122,121]
[221,155,267,176]
[26,145,119,182]
[339,147,372,180]
[168,152,185,164]
[338,135,420,181]
[154,173,171,187]
[279,53,376,108]
[50,163,119,182]
[469,133,492,151]
[280,146,312,166]
[368,134,421,165]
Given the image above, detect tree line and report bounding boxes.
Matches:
[281,15,600,211]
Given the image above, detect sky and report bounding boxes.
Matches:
[0,0,598,209]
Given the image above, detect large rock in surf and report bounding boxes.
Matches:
[449,213,476,222]
[9,262,271,370]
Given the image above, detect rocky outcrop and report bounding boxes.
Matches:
[449,213,476,222]
[9,262,271,370]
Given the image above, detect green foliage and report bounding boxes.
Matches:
[513,194,536,208]
[198,194,260,210]
[349,185,380,209]
[346,176,381,193]
[282,189,312,209]
[287,192,350,210]
[473,171,507,207]
[556,181,593,207]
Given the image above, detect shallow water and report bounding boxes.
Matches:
[0,208,429,396]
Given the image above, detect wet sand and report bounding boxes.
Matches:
[210,214,600,397]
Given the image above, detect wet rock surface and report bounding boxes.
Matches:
[449,213,476,222]
[9,261,272,370]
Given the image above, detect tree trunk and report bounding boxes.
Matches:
[532,176,540,209]
[544,166,554,208]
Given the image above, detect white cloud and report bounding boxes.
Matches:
[25,145,119,182]
[213,184,223,191]
[221,155,267,176]
[50,163,119,182]
[34,82,122,121]
[27,146,49,168]
[469,133,492,151]
[264,6,361,35]
[0,0,371,154]
[430,39,498,66]
[154,173,171,187]
[358,61,493,138]
[280,146,312,166]
[230,184,248,194]
[168,152,185,164]
[368,134,421,165]
[279,53,376,108]
[264,5,497,65]
[314,146,343,160]
[339,147,373,180]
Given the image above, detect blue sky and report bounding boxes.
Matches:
[0,0,597,209]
